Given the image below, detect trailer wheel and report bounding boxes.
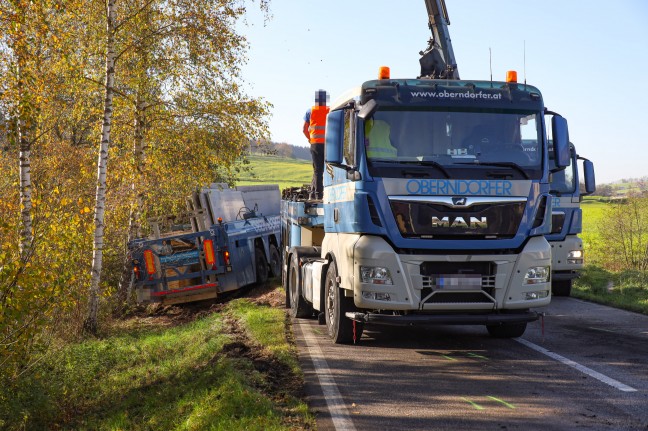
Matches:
[269,244,281,279]
[255,247,269,285]
[288,253,312,318]
[324,263,363,344]
[486,322,527,338]
[552,279,572,297]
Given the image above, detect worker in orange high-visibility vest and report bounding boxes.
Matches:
[303,89,329,200]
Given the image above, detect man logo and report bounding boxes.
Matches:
[452,197,467,206]
[431,216,488,229]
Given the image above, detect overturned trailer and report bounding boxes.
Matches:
[129,184,281,305]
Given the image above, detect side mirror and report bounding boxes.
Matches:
[551,116,570,169]
[582,159,596,195]
[325,109,344,164]
[358,99,377,120]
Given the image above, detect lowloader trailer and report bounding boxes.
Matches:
[129,184,281,305]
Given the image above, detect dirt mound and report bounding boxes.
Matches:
[123,282,284,327]
[246,283,286,308]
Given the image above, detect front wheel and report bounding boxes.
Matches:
[486,322,527,338]
[324,263,363,344]
[288,253,312,318]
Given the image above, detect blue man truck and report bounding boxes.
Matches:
[129,184,281,305]
[547,143,596,296]
[282,0,571,343]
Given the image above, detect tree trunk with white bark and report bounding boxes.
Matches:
[84,0,117,335]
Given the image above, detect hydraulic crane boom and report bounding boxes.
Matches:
[419,0,459,79]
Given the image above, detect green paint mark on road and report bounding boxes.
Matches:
[461,397,485,410]
[466,352,489,360]
[487,395,516,409]
[442,355,457,361]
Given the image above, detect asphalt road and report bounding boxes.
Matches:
[292,297,648,431]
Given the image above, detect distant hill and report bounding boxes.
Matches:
[249,141,311,161]
[593,177,647,198]
[237,154,312,191]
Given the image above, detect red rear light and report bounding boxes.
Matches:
[143,249,156,275]
[204,239,216,267]
[223,250,230,265]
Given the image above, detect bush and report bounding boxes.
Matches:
[575,265,612,295]
[595,197,648,271]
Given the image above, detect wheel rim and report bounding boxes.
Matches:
[326,277,336,329]
[289,266,298,310]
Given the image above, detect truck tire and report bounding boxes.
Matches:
[552,279,572,297]
[255,246,269,285]
[486,322,527,338]
[269,244,281,279]
[288,253,312,318]
[324,263,363,344]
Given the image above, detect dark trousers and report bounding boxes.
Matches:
[310,143,325,200]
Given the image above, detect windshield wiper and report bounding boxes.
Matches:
[454,161,530,179]
[397,160,450,178]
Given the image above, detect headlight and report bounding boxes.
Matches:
[524,266,550,284]
[567,250,584,264]
[360,266,393,285]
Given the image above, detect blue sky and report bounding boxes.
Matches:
[239,0,648,184]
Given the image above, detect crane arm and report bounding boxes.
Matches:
[419,0,459,79]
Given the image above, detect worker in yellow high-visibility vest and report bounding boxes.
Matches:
[365,118,397,158]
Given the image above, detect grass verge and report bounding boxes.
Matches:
[0,287,314,431]
[572,266,648,315]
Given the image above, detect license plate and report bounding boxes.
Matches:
[434,274,482,290]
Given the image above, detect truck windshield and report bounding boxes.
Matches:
[364,109,542,178]
[549,151,575,194]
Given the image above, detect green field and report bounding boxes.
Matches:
[237,155,312,191]
[581,198,607,232]
[580,198,607,250]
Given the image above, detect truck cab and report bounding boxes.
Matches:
[547,144,596,296]
[283,72,571,343]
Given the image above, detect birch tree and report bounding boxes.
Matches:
[0,0,97,377]
[1,0,38,260]
[84,0,117,335]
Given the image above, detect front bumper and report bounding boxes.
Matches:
[350,235,552,312]
[345,310,539,326]
[552,270,579,281]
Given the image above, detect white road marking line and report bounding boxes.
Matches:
[516,338,637,392]
[299,320,357,431]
